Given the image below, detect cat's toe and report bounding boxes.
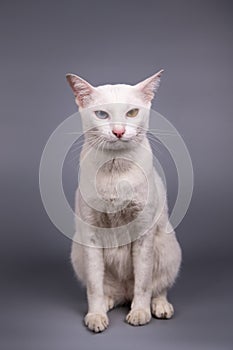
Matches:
[151,298,174,319]
[126,308,151,326]
[84,312,109,332]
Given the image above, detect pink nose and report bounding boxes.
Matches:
[112,126,125,138]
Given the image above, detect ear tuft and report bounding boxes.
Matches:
[135,69,164,103]
[66,74,94,108]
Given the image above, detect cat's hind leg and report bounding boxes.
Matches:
[104,295,115,312]
[151,227,182,319]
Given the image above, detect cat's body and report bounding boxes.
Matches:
[67,70,182,332]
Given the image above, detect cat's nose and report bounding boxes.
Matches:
[112,126,125,138]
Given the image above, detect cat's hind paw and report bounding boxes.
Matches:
[84,312,109,333]
[151,298,174,319]
[126,308,151,326]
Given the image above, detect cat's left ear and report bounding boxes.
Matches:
[135,69,164,103]
[66,73,96,108]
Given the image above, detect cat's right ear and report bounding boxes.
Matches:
[66,74,95,108]
[134,69,164,103]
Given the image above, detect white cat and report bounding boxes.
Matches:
[66,70,182,332]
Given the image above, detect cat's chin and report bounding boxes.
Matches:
[104,138,134,150]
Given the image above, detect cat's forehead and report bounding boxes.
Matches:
[93,84,144,106]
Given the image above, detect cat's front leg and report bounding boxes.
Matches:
[126,231,154,326]
[84,246,109,333]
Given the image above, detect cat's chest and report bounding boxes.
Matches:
[95,158,147,207]
[103,244,133,280]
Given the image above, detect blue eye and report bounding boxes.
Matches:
[94,110,109,119]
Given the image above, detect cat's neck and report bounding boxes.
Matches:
[81,136,153,174]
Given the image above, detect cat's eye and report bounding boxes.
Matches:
[126,108,139,118]
[94,110,109,119]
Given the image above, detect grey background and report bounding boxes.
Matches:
[1,0,233,349]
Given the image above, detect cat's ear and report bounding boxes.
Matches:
[66,74,95,108]
[135,69,164,102]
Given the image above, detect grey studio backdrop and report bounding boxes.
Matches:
[0,1,232,349]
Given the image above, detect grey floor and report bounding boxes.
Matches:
[2,255,232,350]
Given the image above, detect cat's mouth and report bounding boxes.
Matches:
[85,128,144,149]
[107,131,142,143]
[108,138,131,143]
[97,136,136,151]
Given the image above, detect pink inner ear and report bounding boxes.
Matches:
[136,70,164,103]
[140,77,161,102]
[74,81,93,107]
[67,75,94,108]
[141,83,157,102]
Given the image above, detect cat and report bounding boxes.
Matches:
[66,70,182,332]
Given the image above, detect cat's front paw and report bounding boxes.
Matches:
[126,308,151,326]
[151,298,174,319]
[84,312,109,333]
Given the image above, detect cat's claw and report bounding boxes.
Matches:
[151,298,174,319]
[126,308,151,326]
[84,312,109,332]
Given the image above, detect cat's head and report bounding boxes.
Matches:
[66,70,163,150]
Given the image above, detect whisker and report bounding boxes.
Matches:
[68,137,101,166]
[63,132,83,135]
[132,136,162,155]
[95,136,105,159]
[146,134,163,146]
[140,126,176,135]
[101,140,106,154]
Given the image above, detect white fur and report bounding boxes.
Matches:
[67,71,182,332]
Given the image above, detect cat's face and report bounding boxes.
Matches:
[66,70,163,150]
